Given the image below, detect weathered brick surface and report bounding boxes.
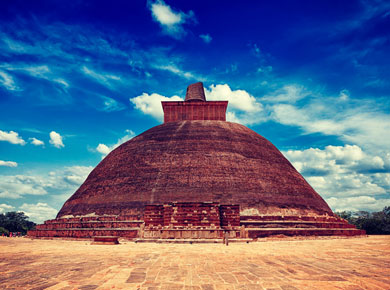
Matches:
[144,202,239,229]
[162,101,228,122]
[57,120,334,218]
[185,82,206,102]
[220,205,240,227]
[28,229,139,239]
[246,228,365,238]
[28,215,143,239]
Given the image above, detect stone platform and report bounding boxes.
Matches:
[28,215,142,239]
[91,236,120,245]
[1,235,389,289]
[28,203,365,240]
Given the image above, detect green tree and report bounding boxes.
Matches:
[0,226,9,235]
[336,207,390,235]
[0,211,36,235]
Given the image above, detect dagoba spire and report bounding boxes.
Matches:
[161,82,228,123]
[185,82,206,102]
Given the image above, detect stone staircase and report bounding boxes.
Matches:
[28,215,143,239]
[240,215,365,238]
[28,207,365,241]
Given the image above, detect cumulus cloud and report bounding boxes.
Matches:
[29,137,44,146]
[0,160,17,167]
[0,166,93,200]
[199,34,212,43]
[62,166,93,185]
[283,144,390,212]
[206,84,266,125]
[49,131,64,148]
[0,203,14,213]
[206,84,262,113]
[0,175,48,199]
[96,129,136,157]
[226,112,241,123]
[19,202,58,223]
[326,196,390,213]
[130,83,265,125]
[96,143,111,155]
[130,92,183,120]
[149,0,196,39]
[0,130,26,145]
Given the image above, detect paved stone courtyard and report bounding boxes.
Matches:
[0,236,389,290]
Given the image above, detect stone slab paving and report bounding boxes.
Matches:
[0,236,389,290]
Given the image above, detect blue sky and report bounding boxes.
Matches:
[0,0,389,223]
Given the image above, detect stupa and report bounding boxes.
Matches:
[28,82,365,240]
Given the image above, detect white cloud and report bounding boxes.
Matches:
[0,175,48,199]
[81,66,121,88]
[2,65,69,88]
[0,166,93,200]
[114,130,136,147]
[153,64,199,80]
[269,88,390,152]
[326,196,390,212]
[49,131,64,148]
[0,203,14,213]
[262,85,309,103]
[100,96,126,112]
[96,143,111,155]
[0,130,26,145]
[96,129,136,157]
[226,112,241,123]
[283,145,389,213]
[19,202,58,223]
[0,70,19,91]
[62,166,93,185]
[29,137,44,146]
[339,89,350,101]
[205,84,266,125]
[199,34,212,43]
[149,0,195,39]
[0,160,17,167]
[205,84,262,113]
[130,84,265,125]
[130,92,182,120]
[18,65,50,78]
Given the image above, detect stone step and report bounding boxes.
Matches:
[36,221,143,230]
[240,215,343,222]
[246,227,365,238]
[44,215,141,223]
[241,220,356,229]
[143,228,239,239]
[134,238,252,244]
[28,228,139,239]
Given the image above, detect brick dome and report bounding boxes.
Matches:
[57,120,333,218]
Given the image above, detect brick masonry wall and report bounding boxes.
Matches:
[144,202,240,229]
[162,101,228,123]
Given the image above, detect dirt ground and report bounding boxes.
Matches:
[0,235,389,290]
